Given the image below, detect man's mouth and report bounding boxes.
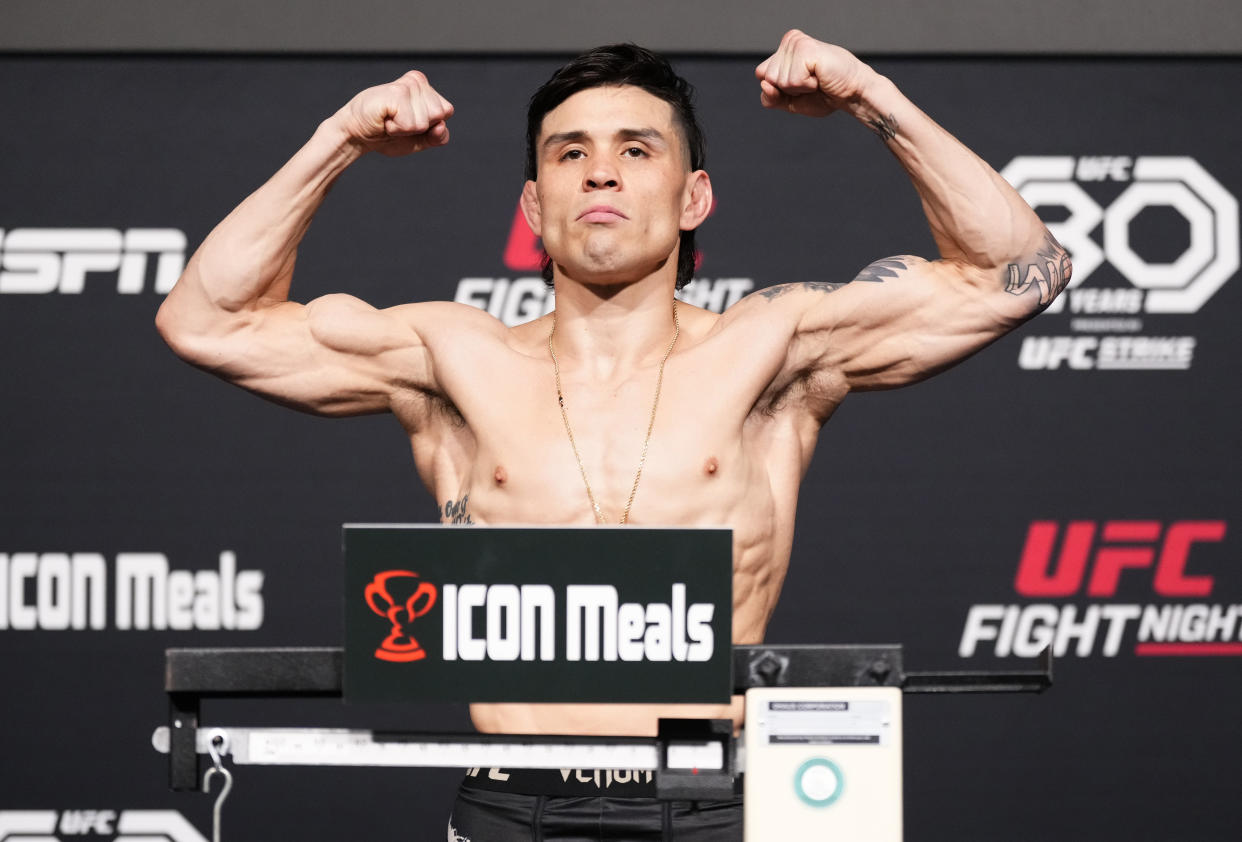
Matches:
[578,206,628,223]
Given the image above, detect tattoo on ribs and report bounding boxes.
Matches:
[1003,233,1073,308]
[867,112,899,142]
[442,494,474,525]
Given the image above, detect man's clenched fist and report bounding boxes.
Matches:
[332,70,454,156]
[755,29,876,118]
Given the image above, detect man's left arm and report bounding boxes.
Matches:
[752,30,1071,391]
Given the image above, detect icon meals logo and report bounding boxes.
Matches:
[0,550,264,631]
[363,572,715,665]
[365,570,438,661]
[1001,156,1239,371]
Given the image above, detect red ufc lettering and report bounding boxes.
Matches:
[1014,520,1226,597]
[1013,521,1095,596]
[1086,521,1161,596]
[1155,521,1226,596]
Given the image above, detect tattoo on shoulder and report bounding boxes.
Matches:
[758,281,846,301]
[867,112,899,142]
[1003,233,1073,308]
[851,256,911,284]
[442,494,474,525]
[755,257,918,303]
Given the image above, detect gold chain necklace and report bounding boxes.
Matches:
[548,300,680,524]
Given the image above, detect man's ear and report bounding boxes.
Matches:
[680,170,714,231]
[520,180,542,236]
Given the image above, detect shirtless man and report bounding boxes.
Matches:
[156,29,1069,839]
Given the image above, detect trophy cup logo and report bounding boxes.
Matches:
[364,570,439,662]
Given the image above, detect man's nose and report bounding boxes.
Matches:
[585,161,620,189]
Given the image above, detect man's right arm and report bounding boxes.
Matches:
[155,71,459,416]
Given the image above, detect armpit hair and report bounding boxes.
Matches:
[394,386,467,430]
[753,360,841,421]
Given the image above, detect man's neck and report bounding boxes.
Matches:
[550,273,679,378]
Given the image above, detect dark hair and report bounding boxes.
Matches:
[525,44,706,290]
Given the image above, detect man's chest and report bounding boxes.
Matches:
[414,353,787,525]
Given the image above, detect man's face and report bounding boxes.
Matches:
[523,85,709,287]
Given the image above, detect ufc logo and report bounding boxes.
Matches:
[1000,156,1239,314]
[0,810,206,842]
[0,228,186,294]
[1014,520,1227,598]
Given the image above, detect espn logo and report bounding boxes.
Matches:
[0,228,185,294]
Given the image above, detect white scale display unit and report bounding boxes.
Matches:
[744,687,903,841]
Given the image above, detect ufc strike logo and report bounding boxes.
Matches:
[365,570,438,662]
[0,228,186,294]
[1014,520,1227,598]
[0,810,206,842]
[1001,157,1239,314]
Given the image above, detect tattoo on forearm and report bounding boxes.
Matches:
[867,112,899,142]
[759,281,846,301]
[442,494,474,525]
[1003,233,1073,308]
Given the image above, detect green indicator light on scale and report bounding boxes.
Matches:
[794,757,843,808]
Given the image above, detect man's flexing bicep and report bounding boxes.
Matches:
[158,291,439,416]
[156,68,461,416]
[751,31,1072,395]
[767,240,1071,391]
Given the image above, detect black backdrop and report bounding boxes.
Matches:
[1,55,1239,841]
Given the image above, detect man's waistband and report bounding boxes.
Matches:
[461,767,659,797]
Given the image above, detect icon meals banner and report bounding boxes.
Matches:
[343,526,733,703]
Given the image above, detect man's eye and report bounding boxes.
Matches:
[623,147,646,157]
[561,149,585,161]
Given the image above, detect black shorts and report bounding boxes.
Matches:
[446,768,743,841]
